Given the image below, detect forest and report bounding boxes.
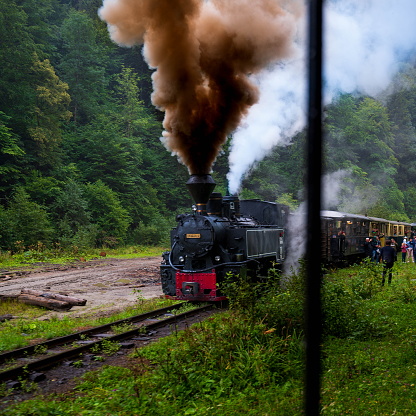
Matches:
[1,0,416,252]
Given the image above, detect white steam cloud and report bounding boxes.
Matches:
[227,0,416,193]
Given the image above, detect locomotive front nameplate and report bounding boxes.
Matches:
[186,234,201,238]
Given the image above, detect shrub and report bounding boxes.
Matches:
[253,265,306,335]
[83,180,131,245]
[0,188,54,250]
[322,277,362,338]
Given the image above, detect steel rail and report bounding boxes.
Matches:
[0,302,187,365]
[1,304,213,381]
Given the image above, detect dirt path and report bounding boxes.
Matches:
[0,257,164,317]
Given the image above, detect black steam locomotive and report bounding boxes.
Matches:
[160,174,288,301]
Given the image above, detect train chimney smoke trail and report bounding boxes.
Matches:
[99,0,302,175]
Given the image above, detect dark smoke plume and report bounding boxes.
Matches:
[99,0,301,175]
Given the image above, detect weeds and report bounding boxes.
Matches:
[168,302,200,315]
[33,344,48,355]
[0,382,12,398]
[71,360,84,368]
[111,323,135,334]
[91,339,120,355]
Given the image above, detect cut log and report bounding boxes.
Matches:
[20,289,87,306]
[18,294,72,311]
[0,294,19,301]
[0,314,13,322]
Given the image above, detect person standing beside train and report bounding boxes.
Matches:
[390,238,398,253]
[364,238,372,259]
[408,237,416,263]
[406,237,414,263]
[370,236,379,262]
[380,240,396,285]
[401,241,407,263]
[374,236,382,263]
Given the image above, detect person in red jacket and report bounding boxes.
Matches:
[401,242,407,263]
[379,240,397,285]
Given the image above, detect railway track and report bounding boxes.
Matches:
[0,303,215,384]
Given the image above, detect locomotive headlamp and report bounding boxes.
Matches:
[214,256,221,262]
[179,256,185,263]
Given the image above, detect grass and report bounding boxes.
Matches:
[322,338,415,414]
[0,297,180,352]
[0,244,167,270]
[1,260,416,415]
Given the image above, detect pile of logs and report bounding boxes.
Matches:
[18,289,87,311]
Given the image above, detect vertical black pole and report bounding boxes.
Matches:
[305,0,323,415]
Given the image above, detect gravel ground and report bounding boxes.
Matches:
[0,257,164,318]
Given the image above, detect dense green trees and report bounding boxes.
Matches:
[58,9,108,124]
[0,0,188,251]
[0,0,415,252]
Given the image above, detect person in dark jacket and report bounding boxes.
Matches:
[364,238,373,258]
[379,240,396,285]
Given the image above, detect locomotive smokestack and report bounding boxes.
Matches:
[186,174,216,214]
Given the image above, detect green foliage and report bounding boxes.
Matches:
[0,112,25,192]
[276,193,299,211]
[58,9,108,124]
[28,56,71,166]
[322,277,364,338]
[322,336,416,414]
[52,179,91,243]
[344,258,381,299]
[113,66,159,139]
[254,266,306,334]
[0,0,38,133]
[219,270,258,313]
[0,188,53,249]
[0,114,23,157]
[91,339,120,355]
[240,131,306,201]
[121,313,304,415]
[83,180,131,246]
[403,186,416,221]
[129,218,171,246]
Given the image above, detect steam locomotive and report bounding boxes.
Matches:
[160,174,288,301]
[160,175,412,302]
